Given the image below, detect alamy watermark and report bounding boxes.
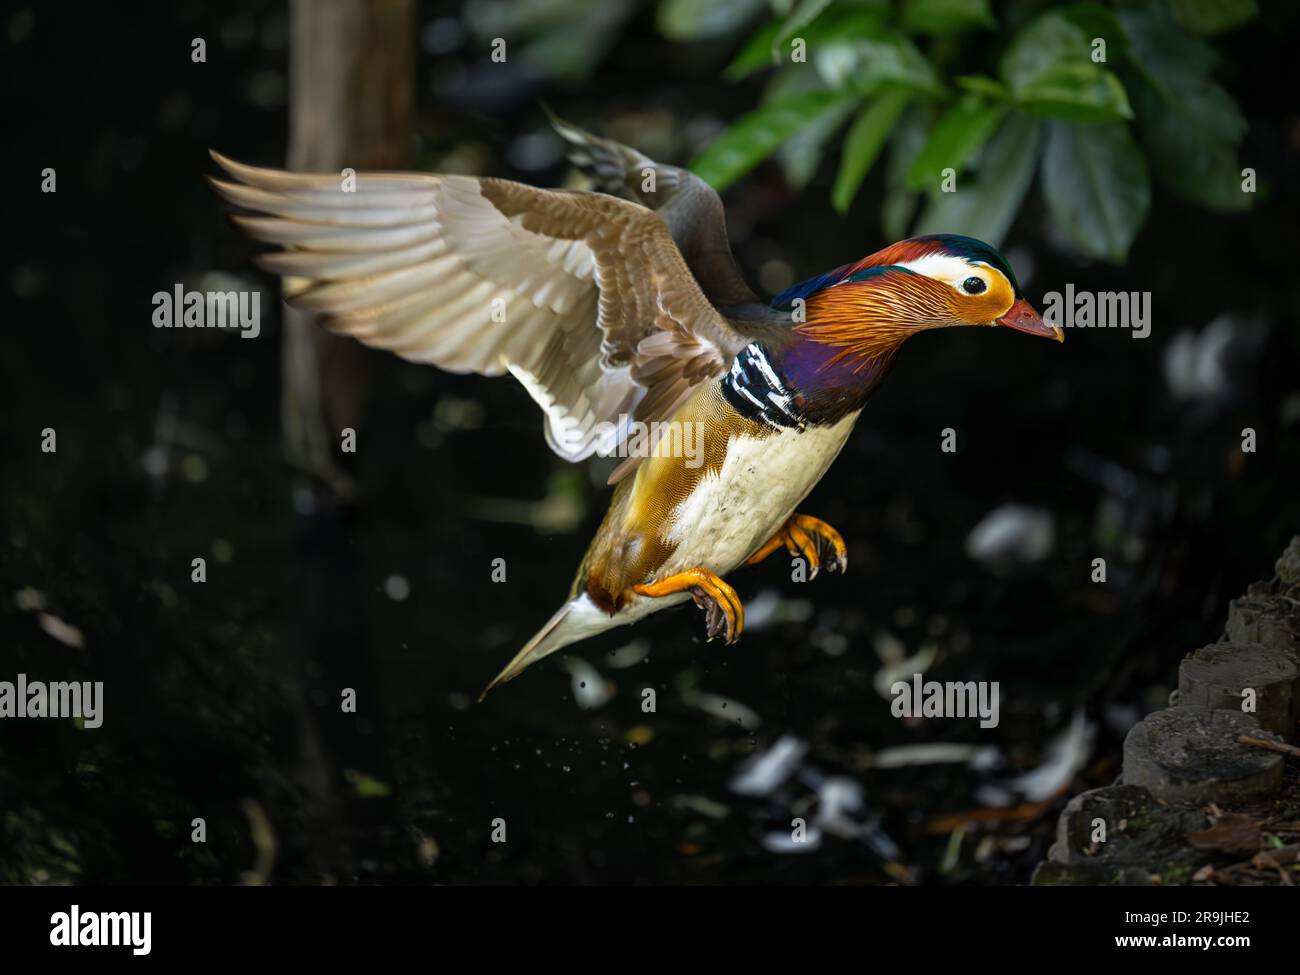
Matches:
[50,906,150,955]
[0,674,102,728]
[554,414,705,468]
[890,673,1000,729]
[1041,285,1151,339]
[152,284,260,338]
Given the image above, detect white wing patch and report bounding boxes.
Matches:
[509,360,643,462]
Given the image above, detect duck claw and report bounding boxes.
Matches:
[693,587,729,641]
[692,585,740,642]
[760,514,848,580]
[793,514,847,579]
[633,567,744,645]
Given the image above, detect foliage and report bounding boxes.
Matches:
[678,0,1258,262]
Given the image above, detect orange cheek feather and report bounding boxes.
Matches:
[961,275,1016,324]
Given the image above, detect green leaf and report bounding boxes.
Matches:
[779,95,860,190]
[1171,0,1258,35]
[915,112,1043,247]
[756,63,857,194]
[1119,4,1219,86]
[725,6,889,80]
[1061,3,1130,59]
[1120,5,1251,211]
[761,58,827,103]
[1042,122,1149,262]
[344,769,392,799]
[1001,9,1131,121]
[1015,63,1132,121]
[906,98,1008,190]
[657,0,768,41]
[1119,6,1235,131]
[725,21,785,80]
[1131,81,1249,211]
[882,108,929,239]
[832,91,912,213]
[816,34,945,96]
[690,89,860,190]
[955,75,1009,99]
[1000,10,1089,91]
[900,0,995,35]
[772,0,833,58]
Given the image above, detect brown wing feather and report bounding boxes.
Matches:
[547,112,757,308]
[209,151,751,478]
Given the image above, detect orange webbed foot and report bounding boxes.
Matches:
[632,567,744,644]
[746,513,848,579]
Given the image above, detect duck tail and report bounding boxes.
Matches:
[479,594,616,700]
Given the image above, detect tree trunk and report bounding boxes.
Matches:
[280,0,415,882]
[283,0,415,497]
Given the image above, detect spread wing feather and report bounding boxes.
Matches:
[547,112,757,308]
[209,151,753,479]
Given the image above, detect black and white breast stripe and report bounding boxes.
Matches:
[721,343,804,430]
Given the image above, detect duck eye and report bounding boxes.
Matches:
[962,276,986,295]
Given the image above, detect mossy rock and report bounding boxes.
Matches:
[1226,595,1299,663]
[1124,708,1284,804]
[1178,642,1300,738]
[1031,860,1156,885]
[1045,784,1207,885]
[1276,536,1300,586]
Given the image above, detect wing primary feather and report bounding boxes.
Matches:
[209,150,751,478]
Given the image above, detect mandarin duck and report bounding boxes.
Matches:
[209,116,1061,696]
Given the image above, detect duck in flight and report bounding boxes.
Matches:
[208,115,1062,697]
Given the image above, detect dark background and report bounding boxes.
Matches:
[1,0,1297,884]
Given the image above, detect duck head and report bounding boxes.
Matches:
[776,234,1061,378]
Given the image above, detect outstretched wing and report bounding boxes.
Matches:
[209,152,751,481]
[547,113,757,309]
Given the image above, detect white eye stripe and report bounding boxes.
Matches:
[893,254,997,294]
[892,253,970,281]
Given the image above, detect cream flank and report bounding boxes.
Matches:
[488,410,862,687]
[660,409,861,578]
